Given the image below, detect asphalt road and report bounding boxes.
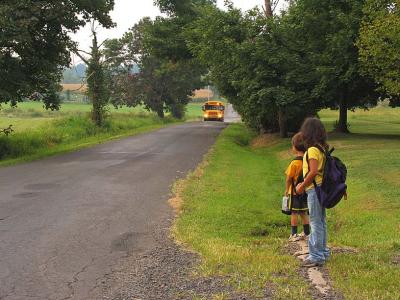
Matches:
[0,122,226,300]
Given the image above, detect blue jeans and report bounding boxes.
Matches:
[306,188,330,263]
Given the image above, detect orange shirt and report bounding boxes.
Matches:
[285,159,303,195]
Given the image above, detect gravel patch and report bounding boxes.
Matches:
[96,218,255,300]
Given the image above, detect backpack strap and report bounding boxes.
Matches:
[291,156,303,195]
[315,144,327,155]
[291,177,297,195]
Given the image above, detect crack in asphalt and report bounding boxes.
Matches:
[62,261,94,300]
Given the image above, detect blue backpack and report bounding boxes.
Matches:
[307,146,347,209]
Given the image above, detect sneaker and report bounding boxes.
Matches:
[301,259,324,268]
[298,232,306,239]
[288,234,301,242]
[294,250,309,257]
[297,232,310,241]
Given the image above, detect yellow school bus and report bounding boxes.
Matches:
[202,100,225,122]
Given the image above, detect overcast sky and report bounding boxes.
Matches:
[71,0,287,60]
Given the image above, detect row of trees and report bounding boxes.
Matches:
[0,0,206,126]
[2,0,399,132]
[105,0,400,135]
[174,0,399,136]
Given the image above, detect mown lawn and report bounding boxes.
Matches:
[174,106,400,299]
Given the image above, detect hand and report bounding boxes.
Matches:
[296,183,305,195]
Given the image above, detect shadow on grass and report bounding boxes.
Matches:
[249,220,287,237]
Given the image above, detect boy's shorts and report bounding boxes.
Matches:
[290,194,308,214]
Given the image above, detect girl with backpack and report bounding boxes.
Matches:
[295,118,331,268]
[284,133,310,242]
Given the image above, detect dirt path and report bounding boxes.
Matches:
[224,104,242,123]
[289,240,345,300]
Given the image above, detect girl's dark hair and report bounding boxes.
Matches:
[300,117,328,149]
[292,132,306,152]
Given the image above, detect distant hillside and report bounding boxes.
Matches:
[62,63,139,84]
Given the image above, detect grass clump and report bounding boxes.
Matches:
[174,106,400,299]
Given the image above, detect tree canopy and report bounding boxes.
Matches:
[0,0,114,109]
[103,1,207,119]
[184,0,397,134]
[3,0,399,133]
[358,0,400,99]
[286,0,384,132]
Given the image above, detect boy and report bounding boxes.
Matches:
[284,133,310,241]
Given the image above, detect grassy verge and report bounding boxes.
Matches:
[0,101,203,166]
[0,113,178,166]
[173,107,400,299]
[0,101,203,131]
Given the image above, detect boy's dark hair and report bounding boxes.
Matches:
[292,132,306,152]
[300,117,328,149]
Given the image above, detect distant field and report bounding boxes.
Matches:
[61,83,87,92]
[0,101,203,133]
[320,106,400,135]
[193,89,213,99]
[60,84,213,100]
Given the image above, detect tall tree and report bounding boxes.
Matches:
[100,0,210,119]
[0,0,114,109]
[73,22,115,127]
[291,0,381,133]
[264,0,289,137]
[104,17,205,119]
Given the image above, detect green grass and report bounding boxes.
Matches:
[0,113,178,166]
[174,106,400,299]
[0,101,204,163]
[0,101,203,165]
[0,101,203,132]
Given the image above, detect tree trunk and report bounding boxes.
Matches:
[88,30,105,127]
[157,109,165,119]
[264,0,273,17]
[337,93,350,133]
[171,103,184,119]
[278,107,288,138]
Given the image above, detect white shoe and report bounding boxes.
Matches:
[298,232,306,239]
[298,232,310,241]
[289,234,301,242]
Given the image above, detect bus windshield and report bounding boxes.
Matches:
[205,105,224,111]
